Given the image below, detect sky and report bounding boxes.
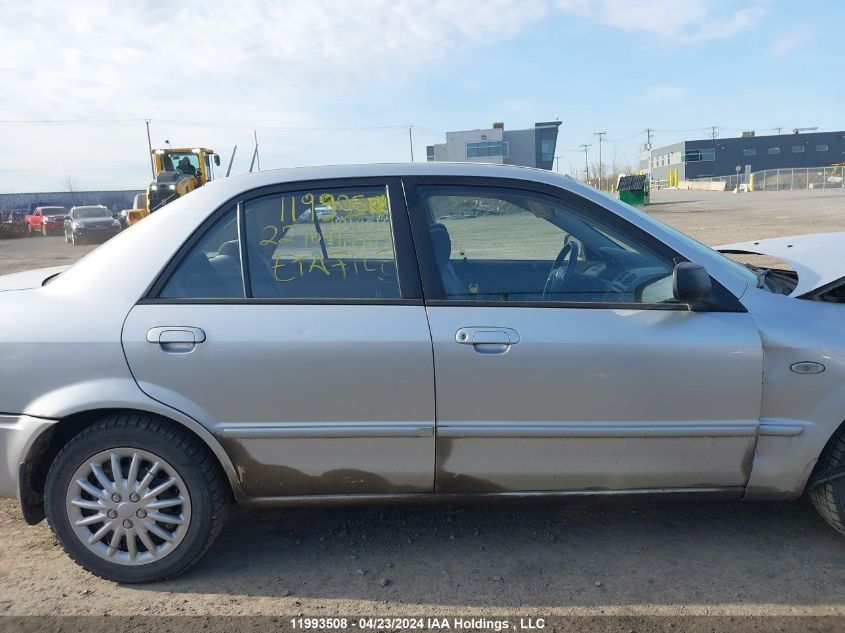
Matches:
[0,0,843,192]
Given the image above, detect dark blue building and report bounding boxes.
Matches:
[644,130,845,182]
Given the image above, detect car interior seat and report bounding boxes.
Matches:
[428,223,465,297]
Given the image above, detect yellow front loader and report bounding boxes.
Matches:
[128,147,220,225]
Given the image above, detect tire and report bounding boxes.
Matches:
[44,413,229,583]
[809,425,845,536]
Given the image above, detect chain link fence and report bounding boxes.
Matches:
[751,166,845,191]
[689,166,845,192]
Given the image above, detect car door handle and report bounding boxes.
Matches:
[146,326,206,345]
[455,327,520,346]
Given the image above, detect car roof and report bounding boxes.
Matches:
[200,162,565,200]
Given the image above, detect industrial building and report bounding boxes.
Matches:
[642,130,845,183]
[426,121,562,170]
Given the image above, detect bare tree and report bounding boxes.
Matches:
[591,160,637,192]
[63,175,81,207]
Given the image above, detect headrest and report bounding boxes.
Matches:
[217,240,239,258]
[429,223,451,264]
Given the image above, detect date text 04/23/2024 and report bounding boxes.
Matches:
[290,617,547,630]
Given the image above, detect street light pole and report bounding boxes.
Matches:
[144,119,155,179]
[594,132,606,191]
[579,144,591,184]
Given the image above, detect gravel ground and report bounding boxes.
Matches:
[1,188,844,625]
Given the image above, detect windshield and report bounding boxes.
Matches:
[161,152,200,176]
[606,196,760,288]
[73,207,111,219]
[652,218,759,286]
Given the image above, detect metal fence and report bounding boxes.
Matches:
[690,166,845,192]
[751,167,845,191]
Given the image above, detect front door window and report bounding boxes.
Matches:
[417,186,677,304]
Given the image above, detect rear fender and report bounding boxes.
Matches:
[23,378,243,500]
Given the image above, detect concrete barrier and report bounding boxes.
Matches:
[682,180,728,191]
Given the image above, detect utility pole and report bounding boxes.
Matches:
[708,125,719,140]
[144,119,155,178]
[254,130,261,171]
[644,128,653,182]
[774,126,783,135]
[579,144,591,185]
[408,125,414,161]
[225,145,237,177]
[594,132,606,191]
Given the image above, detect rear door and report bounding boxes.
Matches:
[122,178,435,497]
[405,177,763,494]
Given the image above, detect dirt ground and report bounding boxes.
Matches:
[1,188,844,624]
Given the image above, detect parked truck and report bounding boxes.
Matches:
[25,206,68,236]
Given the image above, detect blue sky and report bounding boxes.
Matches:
[1,0,843,192]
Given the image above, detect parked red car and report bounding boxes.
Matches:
[26,206,67,236]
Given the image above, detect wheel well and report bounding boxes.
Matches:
[22,408,235,524]
[809,417,845,482]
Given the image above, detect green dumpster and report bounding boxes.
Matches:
[617,174,650,206]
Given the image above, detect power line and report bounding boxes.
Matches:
[0,118,142,125]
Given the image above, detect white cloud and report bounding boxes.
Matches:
[0,0,547,123]
[770,24,810,56]
[556,0,764,43]
[0,0,768,191]
[0,0,548,190]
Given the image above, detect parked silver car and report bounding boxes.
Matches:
[1,163,843,583]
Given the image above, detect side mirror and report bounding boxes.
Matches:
[673,262,712,302]
[214,155,221,166]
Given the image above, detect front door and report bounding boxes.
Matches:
[122,178,435,497]
[405,179,763,493]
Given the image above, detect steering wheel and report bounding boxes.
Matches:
[543,239,580,299]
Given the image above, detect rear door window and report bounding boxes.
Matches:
[243,186,400,299]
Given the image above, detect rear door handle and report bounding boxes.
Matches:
[147,326,206,347]
[455,327,520,346]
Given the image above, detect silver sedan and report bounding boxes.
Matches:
[1,163,843,582]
